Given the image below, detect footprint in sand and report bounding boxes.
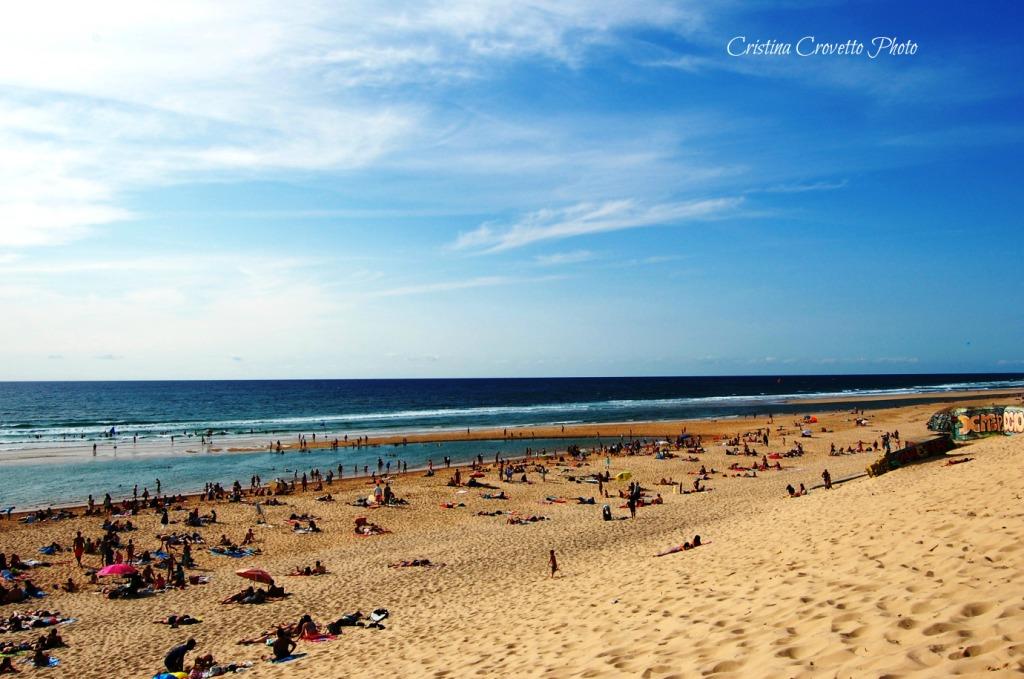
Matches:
[923,622,958,636]
[959,601,994,618]
[895,617,918,630]
[702,659,746,675]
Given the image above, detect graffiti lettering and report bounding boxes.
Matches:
[950,406,1024,440]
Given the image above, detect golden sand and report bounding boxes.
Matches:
[1,399,1022,678]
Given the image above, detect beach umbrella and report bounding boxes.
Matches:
[97,563,138,577]
[235,568,274,585]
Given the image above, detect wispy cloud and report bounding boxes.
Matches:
[366,274,563,297]
[881,124,1024,148]
[453,198,740,253]
[758,179,849,194]
[533,250,597,266]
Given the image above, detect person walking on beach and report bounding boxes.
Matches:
[549,549,559,578]
[72,531,85,567]
[822,469,832,490]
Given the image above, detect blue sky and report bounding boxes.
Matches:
[0,0,1021,379]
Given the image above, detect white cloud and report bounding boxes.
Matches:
[0,1,708,249]
[759,179,849,194]
[533,250,597,266]
[366,274,563,297]
[453,197,740,253]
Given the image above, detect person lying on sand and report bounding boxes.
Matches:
[325,613,361,634]
[155,614,201,627]
[481,491,508,500]
[222,587,259,605]
[353,518,388,535]
[465,477,497,489]
[655,535,704,557]
[388,558,443,568]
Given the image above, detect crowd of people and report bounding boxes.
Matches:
[0,412,894,675]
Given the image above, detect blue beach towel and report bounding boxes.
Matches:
[208,548,254,558]
[270,653,307,663]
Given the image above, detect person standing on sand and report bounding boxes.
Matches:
[549,549,558,578]
[822,469,832,490]
[72,531,85,567]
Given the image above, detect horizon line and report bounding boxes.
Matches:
[1,371,1022,384]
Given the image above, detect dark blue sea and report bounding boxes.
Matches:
[0,374,1020,508]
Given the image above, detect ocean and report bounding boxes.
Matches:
[0,374,1020,508]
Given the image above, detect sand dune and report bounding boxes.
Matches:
[1,404,1022,678]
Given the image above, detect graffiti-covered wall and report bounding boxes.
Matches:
[929,406,1024,441]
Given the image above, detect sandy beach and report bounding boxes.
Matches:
[2,397,1022,678]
